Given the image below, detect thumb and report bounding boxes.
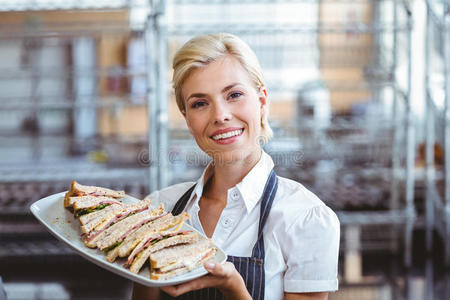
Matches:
[204,261,234,278]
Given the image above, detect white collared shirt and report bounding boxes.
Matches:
[149,151,340,299]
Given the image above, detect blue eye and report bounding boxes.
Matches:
[191,101,207,108]
[229,92,243,99]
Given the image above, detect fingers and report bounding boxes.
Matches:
[160,284,182,297]
[161,276,213,297]
[204,261,235,278]
[160,262,238,297]
[132,283,160,300]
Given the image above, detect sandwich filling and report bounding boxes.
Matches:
[126,230,193,267]
[63,182,218,280]
[92,209,166,250]
[154,248,216,274]
[84,202,154,241]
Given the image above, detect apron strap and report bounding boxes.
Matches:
[172,184,196,216]
[252,169,278,258]
[171,169,278,259]
[166,169,278,300]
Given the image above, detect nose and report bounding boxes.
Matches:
[211,101,232,124]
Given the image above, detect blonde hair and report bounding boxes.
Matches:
[172,33,273,143]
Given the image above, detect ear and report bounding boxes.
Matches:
[258,86,268,115]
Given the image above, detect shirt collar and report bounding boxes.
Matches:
[236,151,274,213]
[190,151,275,213]
[190,161,214,209]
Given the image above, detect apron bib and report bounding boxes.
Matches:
[162,169,278,300]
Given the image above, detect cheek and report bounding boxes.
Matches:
[184,113,196,134]
[185,113,206,135]
[239,103,262,131]
[247,100,262,120]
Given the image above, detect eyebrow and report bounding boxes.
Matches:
[186,83,241,103]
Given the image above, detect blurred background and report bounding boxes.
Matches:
[0,0,448,299]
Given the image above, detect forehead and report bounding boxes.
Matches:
[181,56,254,98]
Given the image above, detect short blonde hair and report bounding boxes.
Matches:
[172,33,273,143]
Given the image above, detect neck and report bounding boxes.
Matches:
[204,149,262,201]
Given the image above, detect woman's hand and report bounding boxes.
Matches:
[160,261,252,300]
[131,283,160,300]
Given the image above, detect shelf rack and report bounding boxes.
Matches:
[424,0,450,266]
[146,0,416,270]
[0,2,156,270]
[0,0,416,275]
[0,2,154,187]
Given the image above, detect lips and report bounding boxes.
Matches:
[211,128,244,141]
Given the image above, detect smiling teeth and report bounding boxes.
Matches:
[212,129,243,140]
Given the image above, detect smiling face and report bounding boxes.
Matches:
[181,55,267,164]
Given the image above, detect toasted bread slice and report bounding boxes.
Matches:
[106,213,172,263]
[79,203,123,225]
[149,247,217,280]
[79,204,124,233]
[150,238,214,269]
[129,231,199,274]
[72,196,122,212]
[80,200,152,235]
[121,212,189,259]
[64,181,125,208]
[105,208,178,263]
[86,206,164,250]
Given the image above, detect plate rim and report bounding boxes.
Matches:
[29,192,227,287]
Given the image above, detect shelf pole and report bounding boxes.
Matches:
[146,1,159,192]
[157,0,169,189]
[146,0,169,191]
[443,1,450,266]
[404,1,415,269]
[424,4,436,255]
[391,0,401,255]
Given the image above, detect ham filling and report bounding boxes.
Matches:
[125,230,192,266]
[89,191,107,197]
[75,191,114,197]
[98,213,166,249]
[153,248,215,274]
[85,206,148,242]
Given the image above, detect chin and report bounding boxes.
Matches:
[204,146,259,166]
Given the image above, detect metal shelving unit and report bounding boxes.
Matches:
[0,1,418,291]
[146,0,416,272]
[0,1,153,264]
[0,1,152,186]
[424,0,450,265]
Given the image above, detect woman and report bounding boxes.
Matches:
[132,33,339,300]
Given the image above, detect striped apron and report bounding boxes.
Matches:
[162,169,278,300]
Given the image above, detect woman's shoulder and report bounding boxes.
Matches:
[147,181,196,212]
[269,177,340,291]
[275,175,325,209]
[270,175,339,231]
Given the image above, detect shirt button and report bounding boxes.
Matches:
[231,190,239,200]
[222,217,234,228]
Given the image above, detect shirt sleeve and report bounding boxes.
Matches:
[146,190,160,205]
[144,182,196,212]
[282,204,340,293]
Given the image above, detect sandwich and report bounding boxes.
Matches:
[64,181,125,209]
[70,196,124,217]
[119,211,191,272]
[149,238,217,280]
[85,204,165,250]
[61,181,218,281]
[128,229,199,274]
[106,211,189,263]
[78,203,124,232]
[80,199,152,236]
